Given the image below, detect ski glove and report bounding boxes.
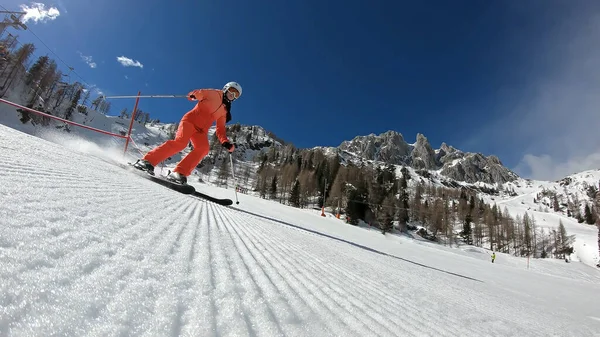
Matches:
[188,89,202,101]
[222,141,235,153]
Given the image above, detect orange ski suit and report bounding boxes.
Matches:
[142,88,231,176]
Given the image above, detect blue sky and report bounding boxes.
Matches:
[4,0,600,181]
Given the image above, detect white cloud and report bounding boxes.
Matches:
[465,4,600,181]
[83,84,103,96]
[116,56,143,68]
[514,152,600,182]
[19,2,60,23]
[77,51,96,68]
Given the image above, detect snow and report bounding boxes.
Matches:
[2,119,600,335]
[473,173,600,268]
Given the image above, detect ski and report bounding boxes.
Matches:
[125,162,196,194]
[122,162,235,205]
[193,190,234,206]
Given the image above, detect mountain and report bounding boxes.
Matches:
[332,130,518,185]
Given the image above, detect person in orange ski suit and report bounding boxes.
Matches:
[133,81,242,184]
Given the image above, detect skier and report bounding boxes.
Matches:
[133,81,242,184]
[491,252,496,263]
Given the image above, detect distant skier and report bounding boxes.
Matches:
[133,81,242,184]
[491,252,496,263]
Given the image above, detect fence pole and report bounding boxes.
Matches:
[123,91,141,156]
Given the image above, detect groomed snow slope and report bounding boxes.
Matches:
[1,123,600,336]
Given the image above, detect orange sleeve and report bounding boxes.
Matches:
[188,89,206,101]
[215,114,229,144]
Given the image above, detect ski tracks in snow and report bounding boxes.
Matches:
[1,125,600,336]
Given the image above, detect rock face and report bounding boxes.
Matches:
[440,153,518,184]
[410,133,437,170]
[338,130,411,165]
[337,130,518,184]
[223,125,519,185]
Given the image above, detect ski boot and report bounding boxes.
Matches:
[166,171,187,185]
[132,159,155,175]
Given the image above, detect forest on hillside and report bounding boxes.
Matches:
[0,34,156,125]
[223,145,585,262]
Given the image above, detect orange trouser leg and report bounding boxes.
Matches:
[173,131,210,176]
[143,121,195,166]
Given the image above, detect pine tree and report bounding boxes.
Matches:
[345,186,368,225]
[37,60,57,98]
[558,220,574,259]
[396,189,410,232]
[462,211,473,244]
[584,203,595,224]
[380,195,395,234]
[242,165,251,187]
[25,55,49,86]
[411,182,423,222]
[523,212,532,255]
[81,89,91,107]
[39,61,58,105]
[270,175,278,199]
[328,166,347,207]
[65,87,82,120]
[103,100,112,115]
[396,172,409,232]
[217,158,229,187]
[1,43,35,90]
[289,179,301,208]
[257,174,268,199]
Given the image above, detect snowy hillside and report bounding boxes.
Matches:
[313,137,600,268]
[485,172,600,267]
[1,123,600,336]
[385,164,600,268]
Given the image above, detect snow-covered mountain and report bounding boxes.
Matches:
[326,130,518,185]
[505,169,600,217]
[480,170,600,267]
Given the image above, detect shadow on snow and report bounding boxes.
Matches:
[229,206,483,283]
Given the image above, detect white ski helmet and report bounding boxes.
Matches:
[223,81,242,99]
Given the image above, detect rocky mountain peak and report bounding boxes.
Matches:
[334,129,518,184]
[220,124,519,186]
[411,133,437,170]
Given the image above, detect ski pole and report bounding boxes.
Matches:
[229,153,240,204]
[102,94,188,99]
